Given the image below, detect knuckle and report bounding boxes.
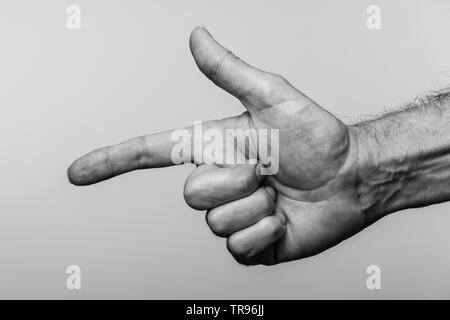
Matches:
[263,73,286,88]
[205,210,228,237]
[264,218,280,237]
[134,136,149,168]
[270,73,288,85]
[267,216,286,239]
[183,180,205,210]
[260,189,276,211]
[256,73,292,106]
[234,173,254,195]
[227,235,252,263]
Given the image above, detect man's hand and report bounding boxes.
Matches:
[69,26,449,265]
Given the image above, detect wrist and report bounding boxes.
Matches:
[346,90,450,226]
[348,122,410,225]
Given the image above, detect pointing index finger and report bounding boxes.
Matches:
[67,117,239,186]
[67,129,178,186]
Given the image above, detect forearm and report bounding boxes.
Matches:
[352,88,450,224]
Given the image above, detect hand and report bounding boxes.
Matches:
[68,26,371,266]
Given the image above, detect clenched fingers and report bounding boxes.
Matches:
[205,185,276,237]
[227,213,286,266]
[183,164,263,210]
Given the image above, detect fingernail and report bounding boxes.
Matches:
[264,185,277,201]
[197,24,212,36]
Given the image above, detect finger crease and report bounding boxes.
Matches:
[209,50,234,83]
[136,136,148,169]
[104,147,115,177]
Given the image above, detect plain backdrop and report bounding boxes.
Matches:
[1,0,450,299]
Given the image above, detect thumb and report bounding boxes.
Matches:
[189,25,302,111]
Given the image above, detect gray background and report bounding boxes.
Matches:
[1,0,450,299]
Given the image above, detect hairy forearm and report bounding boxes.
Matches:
[351,88,450,224]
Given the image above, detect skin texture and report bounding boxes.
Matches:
[68,26,450,266]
